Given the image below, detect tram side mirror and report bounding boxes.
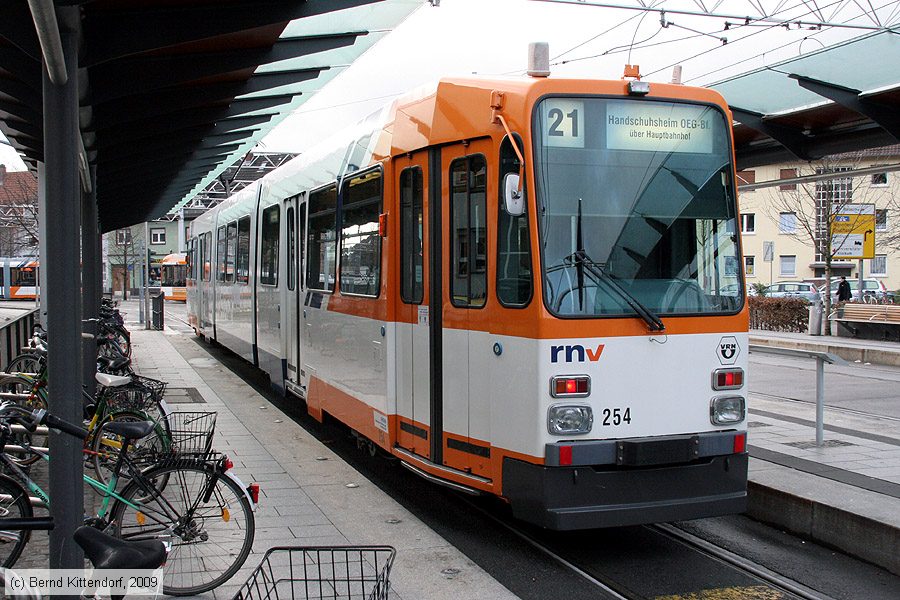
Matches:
[503,173,525,216]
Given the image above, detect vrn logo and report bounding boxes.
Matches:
[551,344,605,363]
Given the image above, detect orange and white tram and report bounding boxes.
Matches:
[187,72,749,529]
[0,257,39,300]
[159,253,188,302]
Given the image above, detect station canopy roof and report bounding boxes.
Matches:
[0,0,421,232]
[709,27,900,169]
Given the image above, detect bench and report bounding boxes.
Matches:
[832,304,900,341]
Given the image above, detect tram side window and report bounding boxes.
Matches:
[450,154,487,308]
[202,232,212,282]
[260,205,280,286]
[225,221,237,283]
[287,206,296,291]
[340,169,382,297]
[216,226,227,282]
[400,167,424,304]
[236,216,251,285]
[307,185,337,292]
[497,136,532,307]
[186,239,194,281]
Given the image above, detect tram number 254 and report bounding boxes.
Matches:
[601,407,632,426]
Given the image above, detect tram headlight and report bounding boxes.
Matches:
[548,405,593,435]
[710,396,745,425]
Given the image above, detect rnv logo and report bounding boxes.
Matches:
[551,344,604,363]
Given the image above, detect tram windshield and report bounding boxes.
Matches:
[161,264,186,287]
[534,97,742,318]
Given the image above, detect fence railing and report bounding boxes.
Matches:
[0,307,38,368]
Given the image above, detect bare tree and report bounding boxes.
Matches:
[105,227,145,300]
[0,168,39,256]
[768,153,887,334]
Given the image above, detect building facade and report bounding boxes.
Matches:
[736,146,899,294]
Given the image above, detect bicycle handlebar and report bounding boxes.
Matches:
[43,413,89,440]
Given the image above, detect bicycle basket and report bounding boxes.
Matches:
[103,384,160,415]
[130,374,167,401]
[233,546,396,600]
[165,410,217,458]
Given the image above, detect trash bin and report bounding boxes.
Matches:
[808,299,823,336]
[151,291,165,330]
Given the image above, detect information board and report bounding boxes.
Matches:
[831,203,875,260]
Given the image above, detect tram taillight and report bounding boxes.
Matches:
[733,433,747,454]
[712,368,744,390]
[550,375,591,398]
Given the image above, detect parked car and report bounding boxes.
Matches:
[821,278,890,302]
[766,281,822,303]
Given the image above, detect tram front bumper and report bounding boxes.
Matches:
[502,452,748,530]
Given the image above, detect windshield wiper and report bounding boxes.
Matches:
[566,250,666,332]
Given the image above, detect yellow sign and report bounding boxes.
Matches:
[831,204,875,260]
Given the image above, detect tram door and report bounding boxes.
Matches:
[440,140,492,479]
[283,195,304,392]
[396,153,431,458]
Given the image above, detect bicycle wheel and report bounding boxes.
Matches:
[0,376,48,467]
[110,461,254,596]
[91,410,172,487]
[5,354,42,376]
[0,473,33,568]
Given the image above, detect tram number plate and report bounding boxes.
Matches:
[615,435,700,467]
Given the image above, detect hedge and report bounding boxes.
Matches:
[748,296,810,332]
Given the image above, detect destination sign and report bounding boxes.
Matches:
[606,101,714,154]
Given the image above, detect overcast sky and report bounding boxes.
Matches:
[2,0,896,172]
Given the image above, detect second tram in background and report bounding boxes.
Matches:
[0,257,38,300]
[158,253,187,302]
[187,65,749,530]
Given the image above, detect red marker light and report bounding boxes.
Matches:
[551,376,591,397]
[559,445,573,466]
[733,433,747,454]
[224,457,234,471]
[248,483,260,504]
[714,369,744,390]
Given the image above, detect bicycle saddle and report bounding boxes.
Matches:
[74,526,166,570]
[103,420,155,440]
[95,371,132,387]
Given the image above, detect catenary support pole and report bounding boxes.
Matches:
[42,5,84,572]
[815,356,825,446]
[82,167,99,398]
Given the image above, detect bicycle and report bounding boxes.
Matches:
[0,404,257,595]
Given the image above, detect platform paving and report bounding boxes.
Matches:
[14,299,899,597]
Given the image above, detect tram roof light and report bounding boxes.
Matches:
[628,81,651,96]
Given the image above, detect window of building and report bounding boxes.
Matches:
[780,255,796,277]
[744,255,755,277]
[307,185,337,292]
[259,205,280,286]
[116,229,132,245]
[216,226,227,282]
[236,216,251,284]
[740,213,755,234]
[340,168,382,297]
[871,254,887,276]
[400,167,424,304]
[779,168,798,191]
[150,228,166,245]
[872,172,888,187]
[876,209,888,232]
[779,212,796,234]
[450,154,487,308]
[497,135,532,307]
[735,170,755,189]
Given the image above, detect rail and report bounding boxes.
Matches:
[0,307,38,369]
[748,344,847,446]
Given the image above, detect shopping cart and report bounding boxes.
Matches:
[233,546,396,600]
